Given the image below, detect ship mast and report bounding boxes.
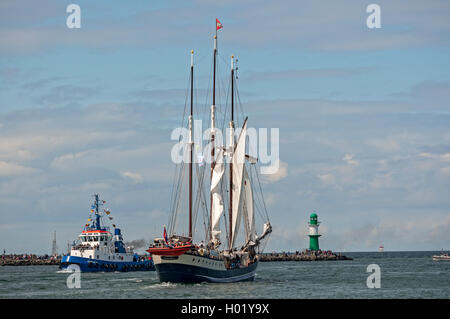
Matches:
[229,55,235,249]
[94,194,100,229]
[189,50,194,238]
[210,32,217,241]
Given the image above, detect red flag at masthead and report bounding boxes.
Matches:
[216,18,223,30]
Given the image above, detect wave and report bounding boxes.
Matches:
[56,269,73,274]
[141,282,177,289]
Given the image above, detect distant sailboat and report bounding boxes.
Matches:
[147,19,272,283]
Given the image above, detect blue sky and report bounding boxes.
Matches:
[1,0,449,254]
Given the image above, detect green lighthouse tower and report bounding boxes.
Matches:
[308,212,321,251]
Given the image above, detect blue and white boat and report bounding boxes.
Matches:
[60,194,154,272]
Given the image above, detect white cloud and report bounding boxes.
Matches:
[420,152,450,162]
[318,173,336,184]
[0,161,37,176]
[342,154,359,166]
[369,172,393,189]
[51,151,90,168]
[262,160,288,183]
[120,171,144,183]
[367,137,402,153]
[263,192,279,206]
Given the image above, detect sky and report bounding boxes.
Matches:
[1,0,449,254]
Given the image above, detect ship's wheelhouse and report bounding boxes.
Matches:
[79,230,111,247]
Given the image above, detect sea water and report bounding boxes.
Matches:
[0,251,448,298]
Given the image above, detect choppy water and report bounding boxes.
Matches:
[0,251,448,298]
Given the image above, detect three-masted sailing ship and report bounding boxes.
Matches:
[147,19,272,283]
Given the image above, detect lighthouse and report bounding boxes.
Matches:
[308,213,321,251]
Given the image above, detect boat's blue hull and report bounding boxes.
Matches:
[60,255,155,272]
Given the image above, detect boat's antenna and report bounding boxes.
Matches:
[188,50,194,239]
[229,55,235,249]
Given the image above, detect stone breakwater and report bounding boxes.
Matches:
[1,256,61,266]
[1,251,353,265]
[258,251,353,262]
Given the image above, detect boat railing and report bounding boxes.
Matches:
[72,244,95,251]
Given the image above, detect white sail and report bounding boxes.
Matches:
[230,120,247,248]
[210,147,224,245]
[255,222,272,246]
[242,166,255,242]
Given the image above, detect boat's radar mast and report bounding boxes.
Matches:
[84,193,110,232]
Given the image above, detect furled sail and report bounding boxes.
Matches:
[242,166,255,243]
[210,147,224,246]
[230,120,247,248]
[255,222,272,246]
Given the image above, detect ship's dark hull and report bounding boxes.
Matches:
[155,258,258,283]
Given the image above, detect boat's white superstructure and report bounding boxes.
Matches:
[69,229,134,262]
